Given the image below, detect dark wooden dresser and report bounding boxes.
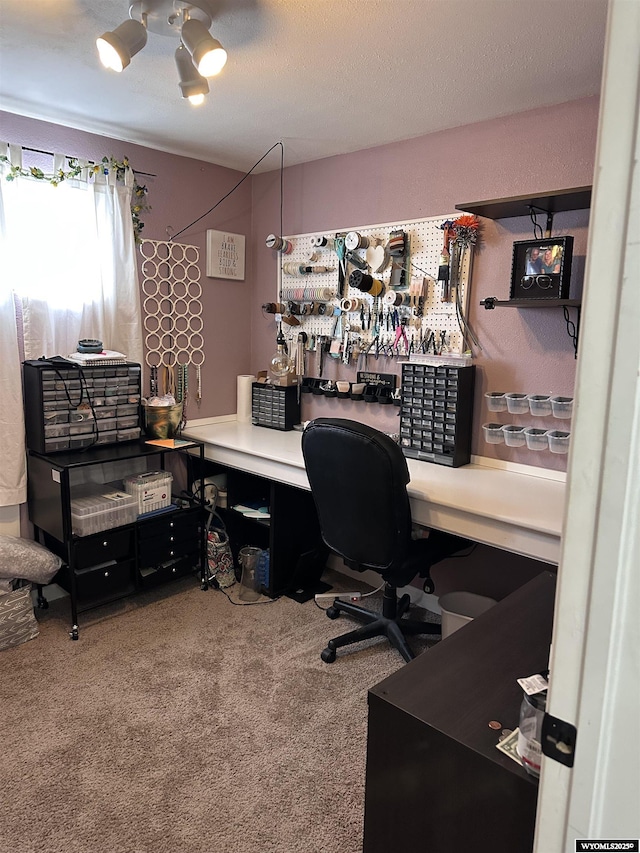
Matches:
[363,570,556,853]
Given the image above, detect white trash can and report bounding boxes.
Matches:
[439,591,497,639]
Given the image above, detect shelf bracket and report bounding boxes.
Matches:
[528,204,554,238]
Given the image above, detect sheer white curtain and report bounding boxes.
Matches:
[0,173,27,506]
[0,144,144,506]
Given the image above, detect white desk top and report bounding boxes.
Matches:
[183,421,565,565]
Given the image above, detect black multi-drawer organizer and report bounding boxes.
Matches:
[400,361,475,467]
[23,359,142,454]
[252,382,300,431]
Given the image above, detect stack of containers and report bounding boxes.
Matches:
[71,489,137,536]
[122,471,173,516]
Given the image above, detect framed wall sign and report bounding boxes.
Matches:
[206,230,246,280]
[509,236,573,300]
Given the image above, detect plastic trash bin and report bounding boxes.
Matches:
[439,591,497,639]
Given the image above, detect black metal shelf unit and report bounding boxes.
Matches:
[27,439,207,639]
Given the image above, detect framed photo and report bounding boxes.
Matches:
[509,236,573,300]
[206,230,246,280]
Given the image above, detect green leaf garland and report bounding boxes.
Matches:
[0,153,150,242]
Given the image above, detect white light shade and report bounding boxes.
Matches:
[96,19,147,72]
[181,18,227,77]
[175,44,209,104]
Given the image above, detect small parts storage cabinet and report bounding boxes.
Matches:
[23,359,142,454]
[26,439,206,639]
[252,382,300,431]
[400,361,475,467]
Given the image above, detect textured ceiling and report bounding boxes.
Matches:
[0,0,608,173]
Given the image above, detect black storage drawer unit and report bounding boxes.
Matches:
[74,527,135,569]
[137,509,201,566]
[23,358,142,454]
[400,361,475,467]
[73,559,136,604]
[252,382,300,431]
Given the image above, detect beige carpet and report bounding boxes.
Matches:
[0,571,434,853]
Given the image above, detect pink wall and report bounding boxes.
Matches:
[1,111,253,419]
[250,96,599,470]
[3,96,599,471]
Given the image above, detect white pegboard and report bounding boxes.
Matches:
[276,214,474,358]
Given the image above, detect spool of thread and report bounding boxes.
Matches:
[237,375,255,423]
[310,235,334,249]
[340,297,362,312]
[383,290,407,307]
[263,302,287,314]
[345,231,370,250]
[349,269,383,296]
[266,234,293,254]
[287,301,302,315]
[349,269,369,291]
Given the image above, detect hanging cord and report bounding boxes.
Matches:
[170,141,284,242]
[454,245,481,351]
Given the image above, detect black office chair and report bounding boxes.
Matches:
[302,418,472,663]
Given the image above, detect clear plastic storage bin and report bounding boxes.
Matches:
[524,427,548,451]
[71,490,137,536]
[485,392,507,412]
[482,423,505,444]
[528,395,552,416]
[550,396,573,419]
[123,471,173,515]
[502,424,526,447]
[505,393,529,414]
[547,429,571,454]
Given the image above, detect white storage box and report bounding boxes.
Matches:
[123,471,173,515]
[439,591,497,639]
[71,490,137,536]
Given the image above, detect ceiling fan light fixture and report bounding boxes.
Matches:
[181,18,227,77]
[96,19,147,72]
[175,44,209,105]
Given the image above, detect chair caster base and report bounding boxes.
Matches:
[321,646,336,663]
[326,605,340,619]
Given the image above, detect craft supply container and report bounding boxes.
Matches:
[505,393,529,414]
[502,425,526,447]
[550,396,574,419]
[547,429,571,454]
[524,427,548,451]
[482,423,505,444]
[528,395,552,417]
[485,392,507,412]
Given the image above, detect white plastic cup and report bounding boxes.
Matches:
[524,427,549,451]
[505,393,529,415]
[550,396,574,419]
[528,395,552,416]
[547,429,571,454]
[502,424,526,447]
[485,392,507,412]
[482,423,505,444]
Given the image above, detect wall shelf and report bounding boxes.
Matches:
[480,298,581,309]
[456,186,592,222]
[480,297,581,357]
